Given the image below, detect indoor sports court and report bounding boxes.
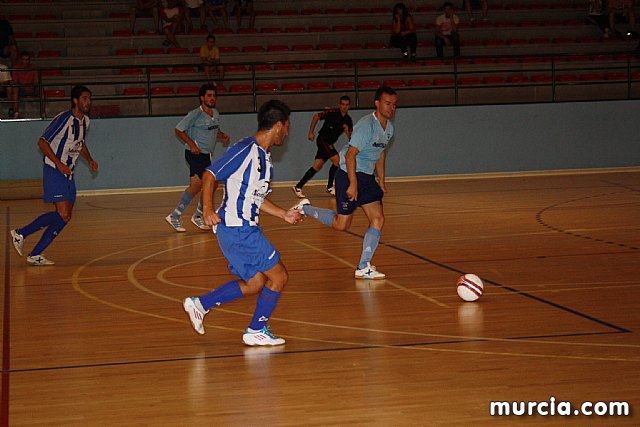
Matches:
[2,170,639,425]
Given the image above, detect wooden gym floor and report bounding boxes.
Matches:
[2,170,639,426]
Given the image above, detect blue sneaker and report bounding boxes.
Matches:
[242,326,285,346]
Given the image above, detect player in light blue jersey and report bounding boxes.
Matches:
[166,83,230,232]
[182,100,306,346]
[10,85,98,266]
[302,86,398,279]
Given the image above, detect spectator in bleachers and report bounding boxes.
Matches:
[608,0,636,37]
[9,51,38,119]
[0,14,18,65]
[435,2,461,58]
[233,0,255,29]
[588,0,612,37]
[161,0,185,47]
[463,0,488,24]
[206,0,229,29]
[200,35,224,82]
[1,63,17,118]
[130,0,161,34]
[389,3,418,61]
[184,0,207,33]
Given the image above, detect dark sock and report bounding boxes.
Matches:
[296,167,317,189]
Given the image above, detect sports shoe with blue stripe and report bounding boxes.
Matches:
[242,326,285,346]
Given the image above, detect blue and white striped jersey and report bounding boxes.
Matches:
[207,137,273,227]
[41,110,90,176]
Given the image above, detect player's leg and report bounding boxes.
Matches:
[167,150,201,231]
[326,154,340,193]
[293,141,328,197]
[356,201,385,279]
[303,167,354,229]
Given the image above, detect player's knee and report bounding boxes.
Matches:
[59,211,72,223]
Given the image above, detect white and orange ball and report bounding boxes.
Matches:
[456,274,484,302]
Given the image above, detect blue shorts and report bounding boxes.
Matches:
[216,224,280,281]
[43,164,76,205]
[334,168,383,215]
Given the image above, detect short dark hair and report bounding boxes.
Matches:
[206,35,215,42]
[442,1,454,9]
[374,86,397,101]
[257,100,291,131]
[20,51,31,59]
[339,95,351,103]
[199,83,217,98]
[70,85,91,109]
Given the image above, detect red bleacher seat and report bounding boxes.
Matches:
[529,38,552,44]
[341,43,362,50]
[151,87,174,95]
[229,85,252,92]
[44,90,65,98]
[275,64,297,70]
[36,32,59,38]
[433,78,455,86]
[113,30,134,37]
[495,57,519,64]
[309,26,331,32]
[254,64,273,71]
[333,81,355,89]
[219,46,240,53]
[553,37,574,44]
[278,9,298,15]
[365,42,387,49]
[260,27,283,33]
[605,73,627,81]
[484,39,506,46]
[9,15,30,20]
[333,25,353,31]
[41,69,63,76]
[408,79,431,86]
[256,84,278,91]
[281,83,305,91]
[109,12,129,18]
[167,48,189,54]
[123,88,147,96]
[267,45,290,52]
[116,49,138,56]
[317,43,339,50]
[473,57,494,64]
[579,73,604,81]
[556,74,579,82]
[371,7,390,13]
[325,8,345,14]
[13,33,33,39]
[300,63,323,70]
[243,45,266,52]
[530,75,552,83]
[355,61,372,68]
[356,25,377,31]
[120,68,144,75]
[373,61,397,68]
[348,8,369,13]
[358,80,381,89]
[285,27,306,33]
[383,79,406,87]
[482,76,507,84]
[173,67,196,73]
[142,48,164,55]
[138,29,157,36]
[149,67,170,74]
[292,45,314,51]
[507,76,530,83]
[325,62,349,69]
[213,28,233,35]
[34,14,56,20]
[307,82,331,90]
[458,77,482,85]
[37,50,61,57]
[224,65,247,72]
[507,38,529,45]
[237,28,258,34]
[461,39,482,46]
[301,9,323,15]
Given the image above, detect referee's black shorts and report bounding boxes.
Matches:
[314,136,339,161]
[185,149,212,178]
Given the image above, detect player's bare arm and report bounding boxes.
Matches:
[201,171,220,226]
[175,128,200,154]
[260,198,304,225]
[38,138,71,175]
[80,143,98,172]
[308,113,321,141]
[345,145,360,201]
[217,130,231,145]
[376,151,387,193]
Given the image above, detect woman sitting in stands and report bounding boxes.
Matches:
[389,3,417,61]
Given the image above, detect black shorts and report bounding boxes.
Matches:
[334,168,383,215]
[315,136,339,161]
[185,149,211,178]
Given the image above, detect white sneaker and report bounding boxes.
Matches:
[165,215,186,232]
[326,187,335,195]
[183,297,208,335]
[27,254,55,266]
[243,326,285,346]
[355,262,386,279]
[190,215,210,230]
[10,229,24,256]
[292,186,306,198]
[290,198,310,215]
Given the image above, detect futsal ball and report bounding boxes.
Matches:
[456,274,484,302]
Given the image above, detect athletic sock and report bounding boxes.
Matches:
[199,280,243,311]
[172,190,194,219]
[296,167,317,189]
[29,212,66,256]
[358,227,381,270]
[327,164,338,188]
[302,205,335,227]
[17,211,59,239]
[248,287,281,331]
[194,199,203,218]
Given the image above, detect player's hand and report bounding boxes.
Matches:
[190,145,201,155]
[284,209,304,225]
[379,180,387,193]
[203,209,220,226]
[89,159,98,173]
[221,133,231,145]
[308,131,315,142]
[347,184,358,201]
[57,163,72,175]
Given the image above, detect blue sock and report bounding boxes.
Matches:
[195,199,203,218]
[172,190,194,218]
[358,227,381,270]
[199,280,243,311]
[249,287,281,331]
[303,205,335,227]
[30,212,66,256]
[17,211,59,239]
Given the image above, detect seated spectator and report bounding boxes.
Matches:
[609,0,636,37]
[10,51,38,119]
[233,0,255,29]
[161,0,184,48]
[389,3,417,61]
[184,0,206,33]
[206,0,229,29]
[0,63,17,118]
[130,0,160,34]
[199,35,224,82]
[435,2,461,58]
[463,0,488,24]
[588,0,612,37]
[0,14,18,65]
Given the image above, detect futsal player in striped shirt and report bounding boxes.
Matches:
[165,83,230,232]
[11,85,98,266]
[183,100,306,346]
[301,86,398,280]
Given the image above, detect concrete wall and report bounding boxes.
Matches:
[1,100,639,191]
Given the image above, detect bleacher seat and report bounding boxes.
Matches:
[256,84,278,91]
[307,82,331,90]
[281,83,305,91]
[142,48,164,55]
[333,81,355,89]
[229,85,252,92]
[44,89,65,97]
[151,87,174,95]
[123,88,147,96]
